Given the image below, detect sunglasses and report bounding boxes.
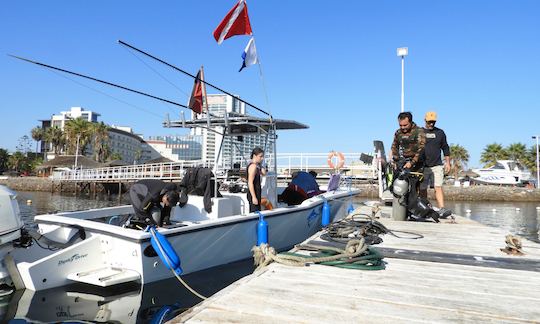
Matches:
[426,120,436,124]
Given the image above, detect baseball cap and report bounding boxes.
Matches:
[425,111,437,121]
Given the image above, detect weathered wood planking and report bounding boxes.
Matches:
[172,206,540,323]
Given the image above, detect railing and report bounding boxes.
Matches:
[53,152,377,182]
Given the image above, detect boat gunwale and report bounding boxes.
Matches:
[32,189,360,243]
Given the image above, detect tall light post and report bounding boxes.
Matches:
[533,135,539,188]
[74,134,81,170]
[397,47,408,112]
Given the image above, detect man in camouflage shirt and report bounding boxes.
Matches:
[390,111,426,171]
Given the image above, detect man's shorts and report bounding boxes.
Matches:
[420,165,444,189]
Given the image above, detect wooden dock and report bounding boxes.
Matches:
[172,205,540,323]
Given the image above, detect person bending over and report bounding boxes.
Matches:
[129,179,179,226]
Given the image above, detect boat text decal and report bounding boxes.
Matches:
[58,253,88,266]
[307,210,319,227]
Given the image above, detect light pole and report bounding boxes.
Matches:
[533,135,539,188]
[397,47,408,112]
[74,134,81,170]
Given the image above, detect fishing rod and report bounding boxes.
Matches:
[117,40,272,118]
[8,54,189,109]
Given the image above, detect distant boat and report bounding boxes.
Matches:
[472,160,532,185]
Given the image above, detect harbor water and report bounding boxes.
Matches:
[2,190,540,322]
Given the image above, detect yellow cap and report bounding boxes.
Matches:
[425,111,437,121]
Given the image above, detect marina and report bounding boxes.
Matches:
[0,1,539,323]
[175,204,540,323]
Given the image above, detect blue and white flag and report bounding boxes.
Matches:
[239,37,258,72]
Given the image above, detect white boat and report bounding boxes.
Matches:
[472,160,532,185]
[4,115,360,292]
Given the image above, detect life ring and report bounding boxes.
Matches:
[260,198,273,211]
[327,151,345,170]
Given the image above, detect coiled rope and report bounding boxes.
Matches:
[252,238,385,271]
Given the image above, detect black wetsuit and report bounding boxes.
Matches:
[246,162,262,212]
[129,179,176,225]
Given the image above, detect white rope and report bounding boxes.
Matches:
[149,227,207,300]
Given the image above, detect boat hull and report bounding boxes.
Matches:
[10,190,356,291]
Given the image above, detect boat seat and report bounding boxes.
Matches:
[170,195,245,222]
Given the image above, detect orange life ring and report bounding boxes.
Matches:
[260,198,273,211]
[327,151,345,170]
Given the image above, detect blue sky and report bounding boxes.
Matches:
[1,0,539,168]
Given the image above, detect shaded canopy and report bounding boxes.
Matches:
[38,155,104,169]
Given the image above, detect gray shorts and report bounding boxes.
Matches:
[420,165,444,189]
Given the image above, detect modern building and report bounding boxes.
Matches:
[145,135,203,162]
[190,94,273,168]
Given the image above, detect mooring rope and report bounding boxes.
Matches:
[252,238,384,271]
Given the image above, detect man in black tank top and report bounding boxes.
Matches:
[247,147,267,213]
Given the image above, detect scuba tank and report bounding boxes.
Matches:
[391,174,408,221]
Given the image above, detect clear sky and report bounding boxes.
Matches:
[1,0,539,168]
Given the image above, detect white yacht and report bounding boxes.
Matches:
[472,160,532,185]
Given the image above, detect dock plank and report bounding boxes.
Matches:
[172,207,540,323]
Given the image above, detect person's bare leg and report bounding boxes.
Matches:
[434,186,444,208]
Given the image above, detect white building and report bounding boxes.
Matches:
[43,107,150,164]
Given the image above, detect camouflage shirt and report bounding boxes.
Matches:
[391,122,426,165]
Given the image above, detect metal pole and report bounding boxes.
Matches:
[74,134,80,167]
[401,56,405,112]
[535,135,540,189]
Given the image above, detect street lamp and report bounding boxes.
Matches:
[397,47,408,112]
[533,135,539,188]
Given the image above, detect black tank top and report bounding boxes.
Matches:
[246,162,261,200]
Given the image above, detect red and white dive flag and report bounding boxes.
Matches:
[213,0,253,44]
[188,69,205,114]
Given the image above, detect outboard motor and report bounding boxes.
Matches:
[0,186,25,291]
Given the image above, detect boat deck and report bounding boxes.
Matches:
[171,205,540,323]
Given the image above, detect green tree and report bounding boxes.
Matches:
[8,152,26,172]
[108,152,123,161]
[0,148,9,172]
[91,122,110,162]
[480,143,508,167]
[449,144,470,179]
[64,118,92,155]
[31,126,44,154]
[523,145,538,175]
[16,135,32,156]
[44,126,65,154]
[506,143,527,162]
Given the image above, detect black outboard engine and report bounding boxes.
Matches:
[390,159,440,223]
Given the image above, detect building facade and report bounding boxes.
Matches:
[191,94,273,168]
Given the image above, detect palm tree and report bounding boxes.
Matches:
[8,152,26,172]
[31,126,44,155]
[91,122,110,162]
[480,143,508,167]
[523,144,538,175]
[64,118,92,155]
[449,144,470,179]
[506,143,527,162]
[44,126,65,154]
[0,148,9,172]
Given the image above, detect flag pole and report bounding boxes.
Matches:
[118,40,271,118]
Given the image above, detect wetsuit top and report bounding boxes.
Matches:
[391,122,426,166]
[422,126,450,167]
[130,179,176,221]
[246,162,262,202]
